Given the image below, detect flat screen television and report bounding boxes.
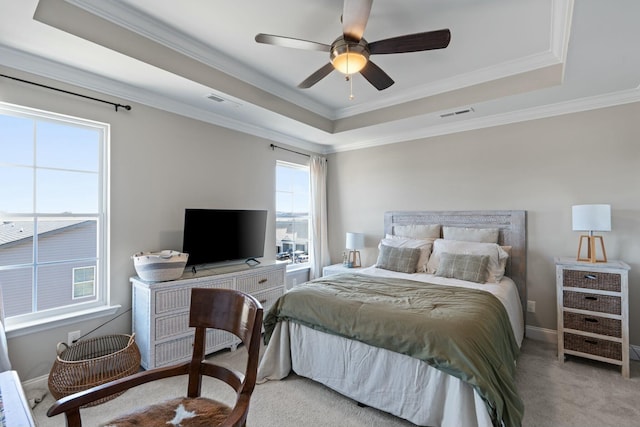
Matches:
[182,209,268,267]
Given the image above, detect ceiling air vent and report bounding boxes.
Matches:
[205,94,241,108]
[206,94,225,103]
[440,107,474,118]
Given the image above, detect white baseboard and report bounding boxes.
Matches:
[525,325,557,344]
[21,373,48,393]
[525,325,640,361]
[631,345,640,361]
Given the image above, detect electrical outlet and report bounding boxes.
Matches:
[527,300,536,313]
[292,278,298,287]
[68,330,81,345]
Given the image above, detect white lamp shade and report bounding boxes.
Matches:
[572,204,611,231]
[345,232,365,250]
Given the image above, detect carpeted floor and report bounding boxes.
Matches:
[30,338,640,426]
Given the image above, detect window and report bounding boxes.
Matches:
[275,161,310,266]
[73,266,96,299]
[0,102,109,330]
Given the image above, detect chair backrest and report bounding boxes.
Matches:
[186,288,263,426]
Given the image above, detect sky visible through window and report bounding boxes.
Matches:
[275,163,309,214]
[0,114,100,216]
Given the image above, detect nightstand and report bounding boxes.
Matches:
[555,257,630,378]
[322,263,360,277]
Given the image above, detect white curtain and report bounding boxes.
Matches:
[309,155,330,279]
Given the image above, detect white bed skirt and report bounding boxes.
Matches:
[258,321,493,427]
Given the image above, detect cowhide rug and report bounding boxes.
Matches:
[102,397,232,426]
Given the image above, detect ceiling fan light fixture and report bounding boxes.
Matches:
[330,37,369,74]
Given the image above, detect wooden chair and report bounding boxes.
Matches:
[47,288,263,427]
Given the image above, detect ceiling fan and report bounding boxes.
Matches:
[255,0,451,92]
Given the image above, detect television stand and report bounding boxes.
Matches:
[131,261,285,369]
[245,257,261,266]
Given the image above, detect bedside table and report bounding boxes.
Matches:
[555,257,630,378]
[323,263,360,277]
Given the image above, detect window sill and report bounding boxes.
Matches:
[286,264,311,273]
[5,305,122,339]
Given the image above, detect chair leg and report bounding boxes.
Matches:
[66,409,82,427]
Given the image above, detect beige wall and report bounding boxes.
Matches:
[326,102,640,344]
[0,67,311,380]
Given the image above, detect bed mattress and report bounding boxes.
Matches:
[257,267,524,427]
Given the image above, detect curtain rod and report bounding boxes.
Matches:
[1,73,132,112]
[270,143,310,158]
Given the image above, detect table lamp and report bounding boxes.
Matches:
[345,232,364,268]
[572,204,611,263]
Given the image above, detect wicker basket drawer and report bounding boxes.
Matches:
[155,279,233,314]
[236,268,284,294]
[563,269,620,292]
[252,287,284,311]
[564,332,622,361]
[563,291,620,315]
[563,311,621,338]
[154,329,235,367]
[155,312,189,340]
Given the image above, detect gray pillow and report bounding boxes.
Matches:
[376,244,422,274]
[435,252,490,283]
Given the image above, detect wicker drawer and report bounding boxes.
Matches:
[155,279,233,314]
[236,268,284,294]
[564,332,622,361]
[563,290,620,315]
[252,287,285,311]
[563,311,621,338]
[154,329,235,367]
[155,312,189,340]
[563,269,620,292]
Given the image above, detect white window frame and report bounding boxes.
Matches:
[275,160,311,271]
[0,102,115,336]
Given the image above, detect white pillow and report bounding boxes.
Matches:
[442,226,499,244]
[426,239,509,283]
[378,237,433,273]
[393,224,441,239]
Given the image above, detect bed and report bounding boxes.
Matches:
[257,210,527,427]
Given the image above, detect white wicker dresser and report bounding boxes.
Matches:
[131,261,285,369]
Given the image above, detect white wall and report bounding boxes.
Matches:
[326,102,640,344]
[0,66,311,380]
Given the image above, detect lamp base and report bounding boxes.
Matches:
[348,250,361,268]
[576,235,607,263]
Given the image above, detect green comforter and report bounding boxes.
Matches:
[264,273,523,427]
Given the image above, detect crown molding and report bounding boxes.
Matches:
[334,0,573,119]
[334,50,562,120]
[328,87,640,153]
[65,0,335,119]
[66,0,572,123]
[551,0,574,63]
[3,28,638,158]
[0,44,323,152]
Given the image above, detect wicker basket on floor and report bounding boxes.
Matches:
[48,334,141,406]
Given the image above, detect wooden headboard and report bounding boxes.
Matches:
[384,210,527,324]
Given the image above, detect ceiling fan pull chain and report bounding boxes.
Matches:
[346,43,355,100]
[349,75,355,100]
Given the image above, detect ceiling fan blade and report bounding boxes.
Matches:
[342,0,372,42]
[255,33,331,52]
[359,60,394,90]
[369,29,451,55]
[298,63,335,88]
